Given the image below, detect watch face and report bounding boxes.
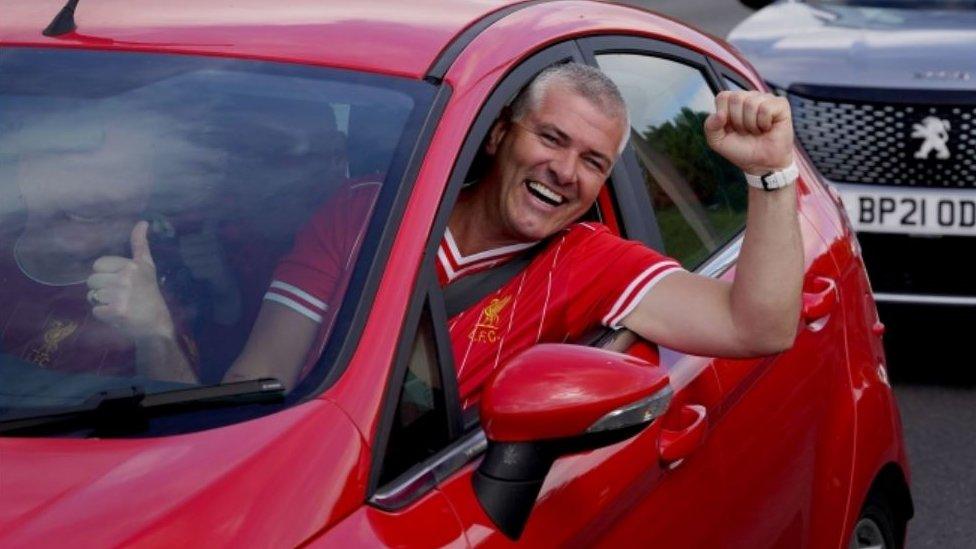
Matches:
[761,173,782,190]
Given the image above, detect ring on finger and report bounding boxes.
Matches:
[87,288,104,306]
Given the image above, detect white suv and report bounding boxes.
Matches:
[729,0,976,310]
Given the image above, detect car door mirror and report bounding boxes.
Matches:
[474,344,672,539]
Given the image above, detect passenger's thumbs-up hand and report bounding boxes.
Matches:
[88,221,176,341]
[704,90,795,176]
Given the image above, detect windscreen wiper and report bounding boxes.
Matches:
[0,378,285,436]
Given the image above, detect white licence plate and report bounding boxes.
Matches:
[836,186,976,237]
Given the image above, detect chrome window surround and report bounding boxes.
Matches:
[586,385,673,433]
[696,232,743,278]
[873,292,976,306]
[370,429,487,511]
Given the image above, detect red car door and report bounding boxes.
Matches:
[707,212,853,548]
[436,355,726,547]
[584,38,855,547]
[703,64,857,549]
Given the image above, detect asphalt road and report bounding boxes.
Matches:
[618,1,976,546]
[615,0,753,37]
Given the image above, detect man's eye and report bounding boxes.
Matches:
[585,158,605,172]
[540,132,559,145]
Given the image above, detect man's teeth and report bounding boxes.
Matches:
[527,181,565,206]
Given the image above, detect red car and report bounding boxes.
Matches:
[0,1,911,547]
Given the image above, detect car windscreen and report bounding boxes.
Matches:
[0,48,434,435]
[806,0,976,8]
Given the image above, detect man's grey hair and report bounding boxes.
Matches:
[509,62,631,155]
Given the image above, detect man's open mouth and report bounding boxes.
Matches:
[525,180,565,206]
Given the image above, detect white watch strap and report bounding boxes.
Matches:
[744,161,799,191]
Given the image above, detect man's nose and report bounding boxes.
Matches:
[548,148,578,187]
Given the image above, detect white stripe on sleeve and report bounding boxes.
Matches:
[603,263,684,329]
[263,293,325,323]
[269,280,327,310]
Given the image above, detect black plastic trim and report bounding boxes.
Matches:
[473,424,647,540]
[367,278,438,495]
[579,35,711,72]
[425,0,547,81]
[789,83,976,106]
[427,266,462,440]
[295,83,451,402]
[707,57,755,91]
[42,0,80,37]
[371,429,487,511]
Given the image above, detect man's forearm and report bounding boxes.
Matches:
[729,184,803,353]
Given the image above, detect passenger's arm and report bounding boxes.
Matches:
[620,91,802,357]
[221,301,318,388]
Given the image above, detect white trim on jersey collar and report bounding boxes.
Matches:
[442,227,539,266]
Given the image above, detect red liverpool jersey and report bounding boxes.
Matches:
[436,222,682,406]
[266,179,381,374]
[0,241,134,376]
[271,183,684,404]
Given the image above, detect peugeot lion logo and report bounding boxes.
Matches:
[911,116,952,160]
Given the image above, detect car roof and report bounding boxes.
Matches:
[1,0,527,79]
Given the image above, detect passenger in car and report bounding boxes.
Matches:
[130,63,803,400]
[0,113,203,377]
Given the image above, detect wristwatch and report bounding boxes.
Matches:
[744,161,799,191]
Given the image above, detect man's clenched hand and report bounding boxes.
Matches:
[87,220,176,342]
[704,90,795,175]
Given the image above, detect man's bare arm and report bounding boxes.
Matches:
[621,185,801,356]
[620,90,803,357]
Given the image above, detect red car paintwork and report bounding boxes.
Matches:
[480,345,669,442]
[0,399,369,547]
[0,0,909,547]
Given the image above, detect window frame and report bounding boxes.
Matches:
[367,36,757,511]
[368,41,605,509]
[370,262,462,495]
[708,57,757,93]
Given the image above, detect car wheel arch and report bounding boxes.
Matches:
[852,462,914,548]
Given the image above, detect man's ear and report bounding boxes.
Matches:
[485,108,513,156]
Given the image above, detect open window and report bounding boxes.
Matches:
[580,37,750,272]
[371,41,630,507]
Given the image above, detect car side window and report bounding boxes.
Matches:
[596,54,748,270]
[377,305,451,486]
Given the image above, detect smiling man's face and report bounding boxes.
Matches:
[483,82,625,243]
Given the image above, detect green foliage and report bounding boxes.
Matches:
[639,108,748,269]
[642,107,746,212]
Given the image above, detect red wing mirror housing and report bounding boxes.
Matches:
[474,344,672,539]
